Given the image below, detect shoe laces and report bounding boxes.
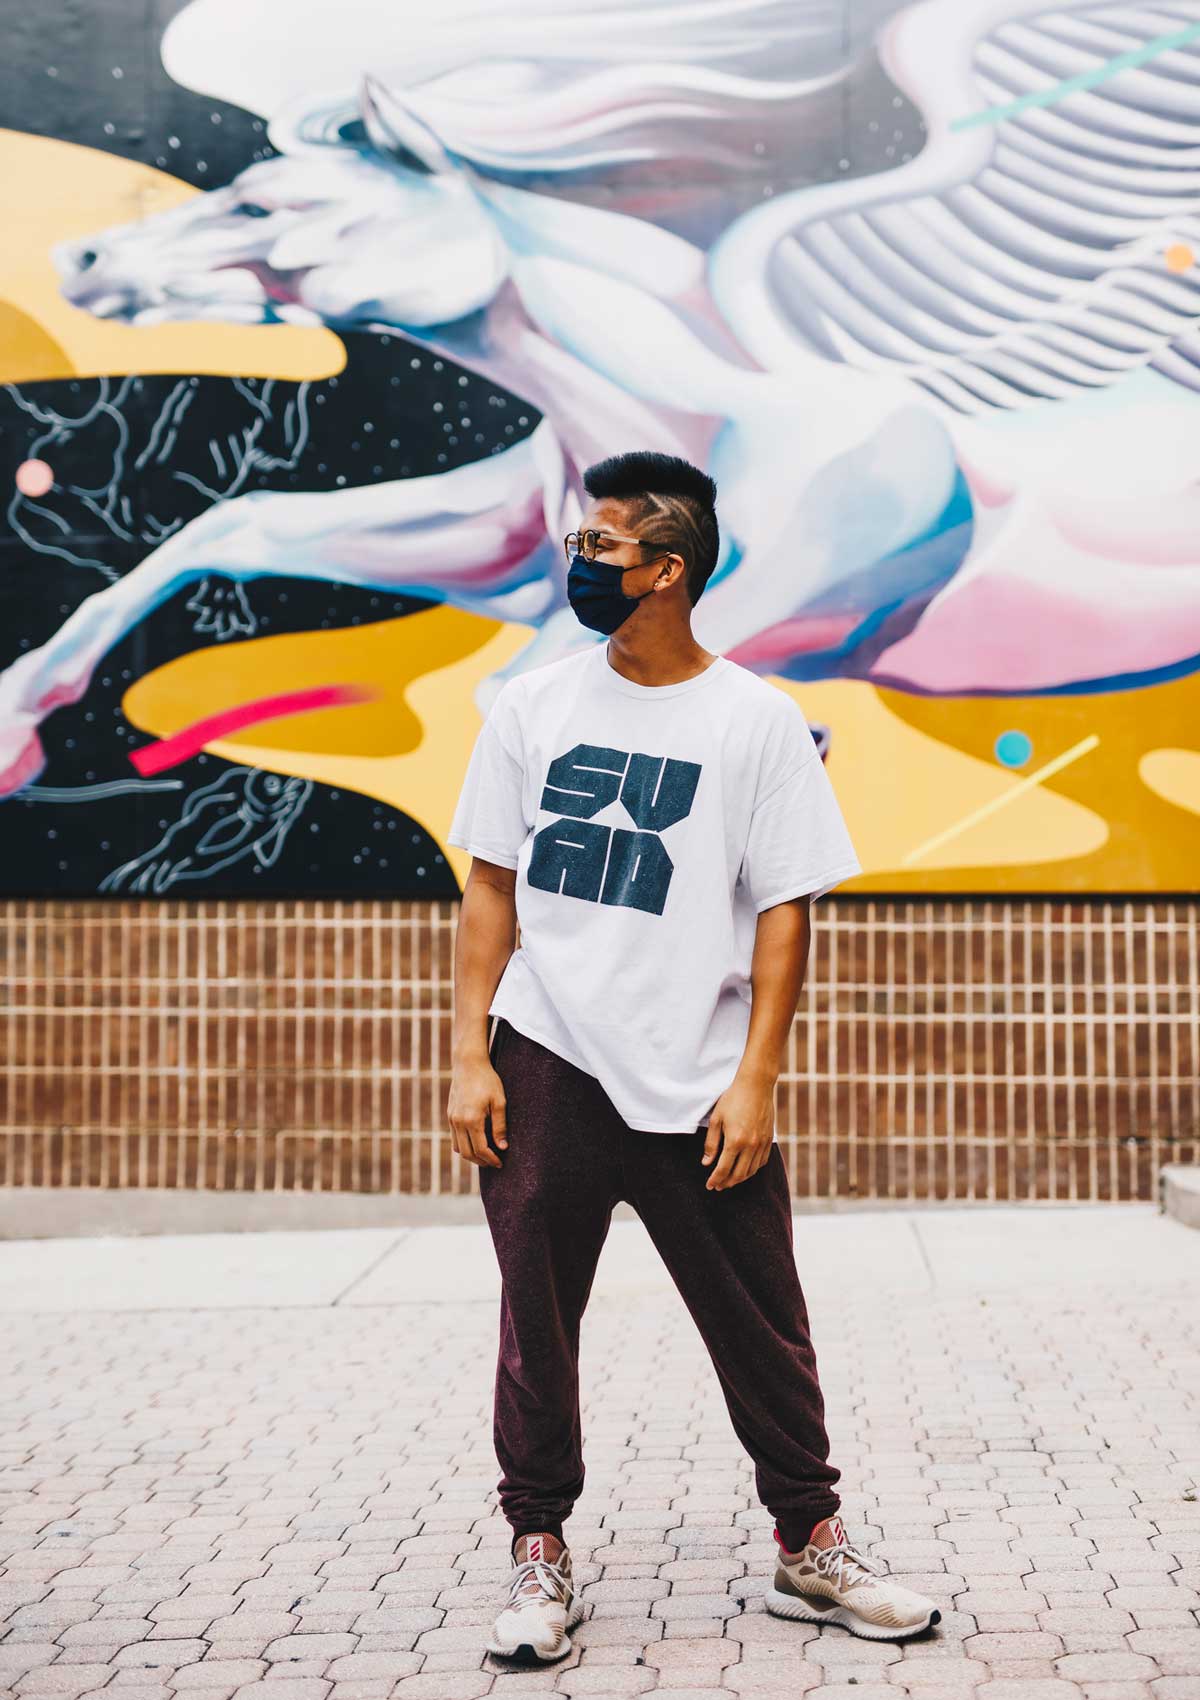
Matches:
[813,1540,885,1591]
[507,1555,570,1611]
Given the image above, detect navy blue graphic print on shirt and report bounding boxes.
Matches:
[528,742,702,916]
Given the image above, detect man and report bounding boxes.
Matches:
[447,451,942,1662]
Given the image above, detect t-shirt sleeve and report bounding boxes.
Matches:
[446,686,529,871]
[738,742,862,911]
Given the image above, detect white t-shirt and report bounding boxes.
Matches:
[447,642,862,1133]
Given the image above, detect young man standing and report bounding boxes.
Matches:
[447,452,942,1662]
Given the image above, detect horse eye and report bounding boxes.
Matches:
[236,202,271,218]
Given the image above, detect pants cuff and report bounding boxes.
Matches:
[774,1506,841,1553]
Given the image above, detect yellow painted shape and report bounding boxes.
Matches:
[860,668,1200,889]
[767,678,1108,877]
[0,128,343,382]
[0,302,71,382]
[207,624,534,887]
[121,607,498,759]
[1140,748,1200,816]
[901,734,1101,866]
[127,629,1114,891]
[122,606,534,883]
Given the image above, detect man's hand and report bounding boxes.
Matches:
[701,1071,776,1190]
[448,1056,508,1168]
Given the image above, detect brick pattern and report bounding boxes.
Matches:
[0,899,1196,1201]
[2,1261,1198,1697]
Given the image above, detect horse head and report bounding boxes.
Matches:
[52,75,508,332]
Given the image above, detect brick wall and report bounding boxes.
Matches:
[1,899,1195,1202]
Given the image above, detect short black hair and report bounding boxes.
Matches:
[582,451,720,605]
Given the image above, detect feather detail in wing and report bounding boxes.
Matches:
[708,0,1200,413]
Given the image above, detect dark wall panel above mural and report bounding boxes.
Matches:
[2,0,1199,897]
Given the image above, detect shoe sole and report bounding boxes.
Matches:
[485,1596,586,1663]
[765,1584,941,1641]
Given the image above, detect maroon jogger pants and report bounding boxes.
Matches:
[478,1015,842,1552]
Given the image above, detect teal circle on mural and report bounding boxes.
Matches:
[995,730,1032,768]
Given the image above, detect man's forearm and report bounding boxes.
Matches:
[736,896,813,1084]
[453,874,518,1065]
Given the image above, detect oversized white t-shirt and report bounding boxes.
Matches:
[447,642,862,1133]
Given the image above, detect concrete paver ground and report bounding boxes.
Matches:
[1,1202,1199,1700]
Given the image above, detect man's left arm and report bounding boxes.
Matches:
[702,895,812,1191]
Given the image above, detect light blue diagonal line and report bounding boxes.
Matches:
[950,18,1200,132]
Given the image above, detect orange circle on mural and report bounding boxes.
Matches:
[1165,242,1195,274]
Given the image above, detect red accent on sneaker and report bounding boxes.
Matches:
[775,1518,848,1555]
[528,1536,543,1561]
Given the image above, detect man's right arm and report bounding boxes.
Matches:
[448,857,518,1168]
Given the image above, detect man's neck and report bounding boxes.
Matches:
[605,628,717,688]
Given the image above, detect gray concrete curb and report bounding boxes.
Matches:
[1160,1163,1200,1230]
[0,1184,1156,1240]
[0,1186,489,1240]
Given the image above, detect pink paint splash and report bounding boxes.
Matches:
[726,613,863,670]
[129,684,379,776]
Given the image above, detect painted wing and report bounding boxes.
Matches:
[708,0,1200,413]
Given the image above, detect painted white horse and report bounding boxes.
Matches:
[2,0,1200,796]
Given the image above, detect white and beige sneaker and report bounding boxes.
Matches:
[765,1515,942,1641]
[486,1532,585,1663]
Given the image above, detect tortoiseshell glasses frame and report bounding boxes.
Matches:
[563,528,672,566]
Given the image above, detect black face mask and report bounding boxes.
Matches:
[566,551,666,634]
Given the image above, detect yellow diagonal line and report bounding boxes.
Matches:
[902,734,1101,866]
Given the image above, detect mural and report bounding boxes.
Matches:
[2,0,1199,896]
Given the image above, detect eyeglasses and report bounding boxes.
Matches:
[564,528,672,566]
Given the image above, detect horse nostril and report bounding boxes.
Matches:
[77,248,99,271]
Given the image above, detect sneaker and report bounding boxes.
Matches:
[486,1532,585,1662]
[765,1515,942,1641]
